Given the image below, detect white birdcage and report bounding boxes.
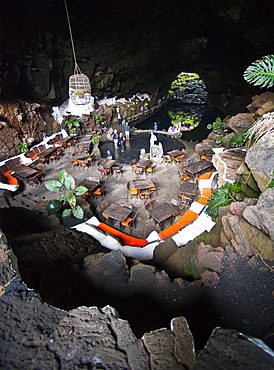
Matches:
[69,67,91,105]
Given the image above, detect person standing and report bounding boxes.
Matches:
[124,122,130,140]
[113,129,119,149]
[119,133,125,152]
[106,150,113,159]
[116,108,122,125]
[153,122,158,131]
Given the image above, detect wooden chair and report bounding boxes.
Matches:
[139,190,150,200]
[179,170,190,181]
[134,167,143,175]
[163,155,172,164]
[146,163,156,176]
[71,160,79,168]
[121,212,138,230]
[113,166,123,177]
[127,182,138,198]
[144,199,156,219]
[171,198,185,212]
[96,200,109,222]
[93,183,106,199]
[174,154,185,164]
[98,167,111,178]
[178,193,192,204]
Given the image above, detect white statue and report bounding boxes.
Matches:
[150,132,157,149]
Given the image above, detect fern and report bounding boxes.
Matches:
[243,55,274,88]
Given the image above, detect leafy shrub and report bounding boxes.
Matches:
[18,142,29,153]
[229,133,248,148]
[44,169,88,219]
[64,118,80,134]
[206,182,242,218]
[207,117,226,134]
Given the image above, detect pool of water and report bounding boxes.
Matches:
[99,131,185,164]
[136,101,223,142]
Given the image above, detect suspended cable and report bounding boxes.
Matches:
[63,0,91,105]
[64,0,80,74]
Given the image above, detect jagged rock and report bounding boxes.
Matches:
[239,218,274,260]
[245,132,274,192]
[82,250,130,295]
[189,242,225,280]
[143,316,196,370]
[221,206,274,260]
[200,271,219,286]
[226,113,255,134]
[220,132,235,148]
[220,214,252,256]
[256,100,274,117]
[246,92,274,112]
[229,201,248,218]
[243,188,274,242]
[195,327,274,370]
[212,148,246,186]
[236,161,261,196]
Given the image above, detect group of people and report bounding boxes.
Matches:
[112,122,130,151]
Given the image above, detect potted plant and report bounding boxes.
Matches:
[45,169,88,219]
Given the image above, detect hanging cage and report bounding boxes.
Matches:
[69,66,92,105]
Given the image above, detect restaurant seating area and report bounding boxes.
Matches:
[0,128,217,240]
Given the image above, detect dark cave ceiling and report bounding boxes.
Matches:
[1,0,274,113]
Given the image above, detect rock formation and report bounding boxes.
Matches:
[1,0,274,115]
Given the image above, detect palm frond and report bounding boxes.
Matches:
[243,55,274,88]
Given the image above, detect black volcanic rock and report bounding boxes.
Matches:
[1,0,274,114]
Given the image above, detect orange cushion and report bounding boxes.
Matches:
[121,217,132,227]
[159,223,182,239]
[97,223,148,246]
[3,170,19,186]
[196,196,209,205]
[93,188,102,195]
[202,188,213,198]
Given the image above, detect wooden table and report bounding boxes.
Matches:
[179,181,198,197]
[148,202,177,230]
[136,159,152,169]
[182,160,212,176]
[132,178,155,191]
[12,165,42,183]
[101,159,117,170]
[102,202,132,223]
[36,147,56,159]
[167,149,186,158]
[78,178,100,192]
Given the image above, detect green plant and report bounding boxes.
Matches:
[207,117,226,134]
[243,55,274,88]
[266,170,274,189]
[18,142,28,154]
[229,133,248,148]
[91,134,100,144]
[44,169,88,219]
[64,118,80,134]
[92,113,104,123]
[205,182,242,218]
